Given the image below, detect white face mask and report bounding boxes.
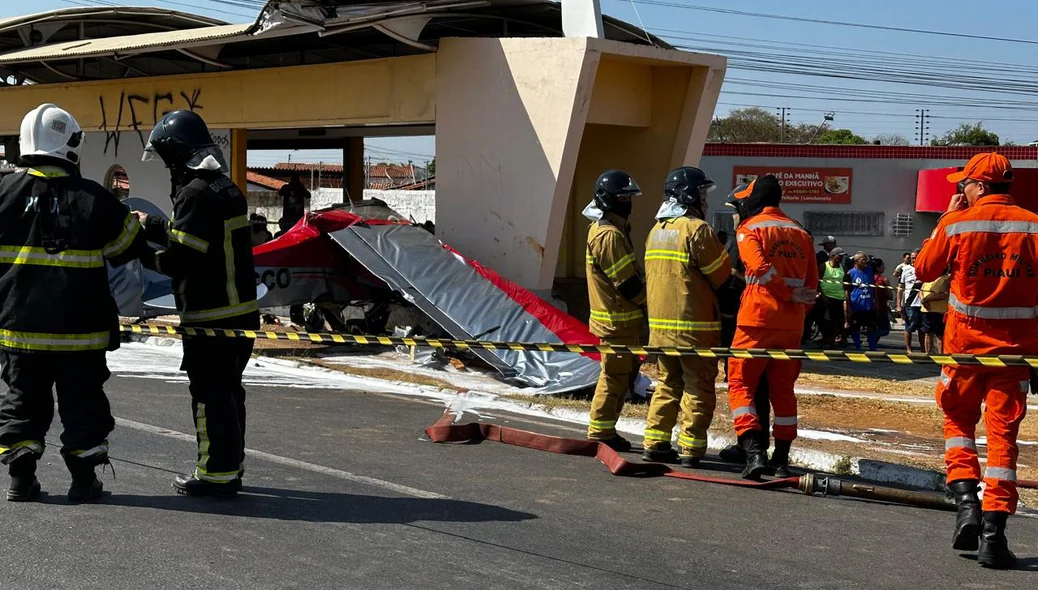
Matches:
[655,197,688,220]
[582,199,605,221]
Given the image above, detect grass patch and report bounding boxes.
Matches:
[832,456,854,476]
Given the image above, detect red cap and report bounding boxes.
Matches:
[946,152,1014,183]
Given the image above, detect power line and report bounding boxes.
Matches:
[623,1,1038,46]
[144,0,255,19]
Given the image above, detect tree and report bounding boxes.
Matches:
[426,158,436,176]
[872,133,910,146]
[932,123,1000,146]
[709,108,864,144]
[816,128,867,145]
[709,108,783,143]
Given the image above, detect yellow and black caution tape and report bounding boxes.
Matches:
[818,277,941,294]
[120,323,1038,368]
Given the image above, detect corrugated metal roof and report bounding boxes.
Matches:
[0,6,225,33]
[0,23,253,65]
[0,1,672,76]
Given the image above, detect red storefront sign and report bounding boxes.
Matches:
[733,166,853,204]
[916,167,1038,214]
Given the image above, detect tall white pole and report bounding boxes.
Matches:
[561,0,604,38]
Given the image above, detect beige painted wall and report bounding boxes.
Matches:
[560,60,725,279]
[436,37,725,289]
[435,37,599,289]
[0,56,435,135]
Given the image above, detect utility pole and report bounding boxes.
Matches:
[777,107,791,143]
[915,109,931,146]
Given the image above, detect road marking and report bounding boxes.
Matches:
[114,417,448,500]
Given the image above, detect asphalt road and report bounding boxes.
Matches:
[1,345,1036,589]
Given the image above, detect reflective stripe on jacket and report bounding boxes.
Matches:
[585,212,645,338]
[0,167,146,352]
[915,194,1038,355]
[645,215,732,346]
[144,173,259,329]
[735,207,818,331]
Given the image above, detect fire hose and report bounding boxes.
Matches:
[124,323,1038,494]
[425,412,963,510]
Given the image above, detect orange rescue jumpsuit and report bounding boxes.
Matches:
[916,194,1038,514]
[728,208,818,442]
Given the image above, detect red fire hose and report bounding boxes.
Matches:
[425,412,1037,505]
[429,411,831,490]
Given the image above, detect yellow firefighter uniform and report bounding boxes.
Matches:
[585,211,647,441]
[643,216,732,458]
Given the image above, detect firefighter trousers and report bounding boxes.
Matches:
[937,365,1028,513]
[588,334,641,440]
[728,327,802,441]
[0,350,114,466]
[644,356,718,458]
[182,335,254,483]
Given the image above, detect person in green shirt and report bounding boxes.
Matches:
[819,247,848,348]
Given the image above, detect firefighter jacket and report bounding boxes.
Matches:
[142,172,259,328]
[0,165,146,352]
[915,194,1038,355]
[585,212,646,338]
[645,215,732,346]
[735,206,818,331]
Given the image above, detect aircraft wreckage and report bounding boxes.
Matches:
[109,198,601,394]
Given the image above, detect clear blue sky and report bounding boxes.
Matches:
[9,0,1038,165]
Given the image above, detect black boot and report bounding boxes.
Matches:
[739,433,769,481]
[718,443,746,464]
[173,473,240,497]
[678,447,701,468]
[977,511,1017,569]
[7,455,41,502]
[947,479,982,551]
[65,456,103,504]
[642,444,678,464]
[598,435,632,453]
[769,439,792,478]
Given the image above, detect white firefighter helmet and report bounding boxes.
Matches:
[19,103,83,166]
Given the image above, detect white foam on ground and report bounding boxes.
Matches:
[117,338,1038,508]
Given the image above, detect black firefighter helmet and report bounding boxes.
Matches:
[726,174,782,222]
[665,166,715,210]
[594,169,641,213]
[142,110,218,170]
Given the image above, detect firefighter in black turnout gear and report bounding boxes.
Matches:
[136,110,259,497]
[0,104,147,502]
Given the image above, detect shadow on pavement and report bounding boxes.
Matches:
[105,486,537,525]
[958,554,1038,572]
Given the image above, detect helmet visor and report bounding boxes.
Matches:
[141,144,161,163]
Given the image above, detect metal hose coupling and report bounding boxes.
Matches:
[798,473,955,511]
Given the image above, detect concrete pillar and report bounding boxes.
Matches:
[230,128,247,195]
[436,37,599,290]
[344,136,365,202]
[435,37,725,290]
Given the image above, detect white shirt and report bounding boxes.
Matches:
[900,264,922,308]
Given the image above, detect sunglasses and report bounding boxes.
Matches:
[957,179,980,193]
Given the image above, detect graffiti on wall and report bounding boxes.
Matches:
[98,89,205,157]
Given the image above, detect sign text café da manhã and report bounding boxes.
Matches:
[733,167,853,204]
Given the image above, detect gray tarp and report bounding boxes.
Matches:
[329,223,600,394]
